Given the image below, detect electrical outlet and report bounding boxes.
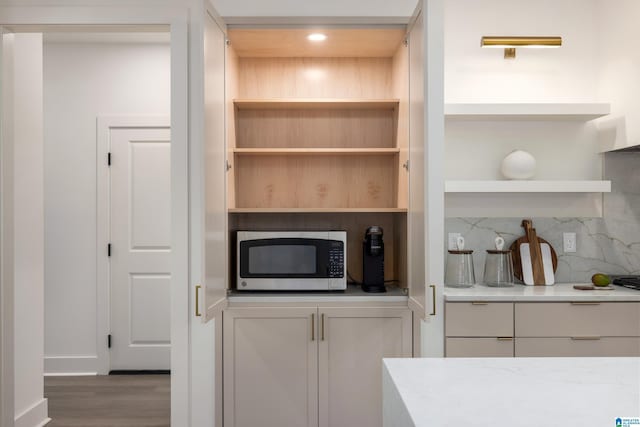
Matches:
[448,233,461,250]
[563,232,577,253]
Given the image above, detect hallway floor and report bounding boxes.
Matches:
[44,375,170,427]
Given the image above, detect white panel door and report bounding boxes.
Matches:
[189,2,227,426]
[408,5,427,316]
[201,1,228,321]
[408,0,445,357]
[110,126,171,370]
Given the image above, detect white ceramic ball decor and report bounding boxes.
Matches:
[501,150,536,180]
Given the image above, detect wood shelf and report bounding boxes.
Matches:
[445,180,612,193]
[444,103,610,121]
[234,98,400,110]
[229,207,408,214]
[233,148,400,156]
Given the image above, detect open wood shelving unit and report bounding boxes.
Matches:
[225,43,410,285]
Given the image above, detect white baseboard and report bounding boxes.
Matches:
[15,398,50,427]
[44,355,98,376]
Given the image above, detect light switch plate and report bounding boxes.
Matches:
[563,232,577,253]
[448,233,461,250]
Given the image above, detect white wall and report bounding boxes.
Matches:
[1,32,17,427]
[12,33,49,427]
[596,0,640,151]
[210,0,417,18]
[444,0,599,103]
[43,38,170,374]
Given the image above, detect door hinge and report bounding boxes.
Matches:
[108,334,112,348]
[226,160,232,172]
[402,160,409,172]
[108,243,111,257]
[403,38,408,47]
[107,152,112,166]
[225,39,230,46]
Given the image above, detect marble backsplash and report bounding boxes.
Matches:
[445,152,640,283]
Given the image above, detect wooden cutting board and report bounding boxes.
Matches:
[509,219,558,284]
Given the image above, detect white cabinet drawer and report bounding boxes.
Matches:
[515,302,640,337]
[446,338,514,358]
[515,337,640,357]
[445,302,513,337]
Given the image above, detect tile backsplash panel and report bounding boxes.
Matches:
[445,152,640,283]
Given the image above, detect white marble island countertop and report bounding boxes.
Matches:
[383,358,640,427]
[444,282,640,301]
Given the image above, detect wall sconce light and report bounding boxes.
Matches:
[481,36,562,59]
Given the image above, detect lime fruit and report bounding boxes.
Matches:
[591,273,611,287]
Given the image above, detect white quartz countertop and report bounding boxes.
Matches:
[383,358,640,427]
[444,282,640,301]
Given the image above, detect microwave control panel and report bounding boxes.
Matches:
[328,242,345,278]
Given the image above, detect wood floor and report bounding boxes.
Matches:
[44,375,170,427]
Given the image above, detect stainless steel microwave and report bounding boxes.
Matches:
[236,231,347,291]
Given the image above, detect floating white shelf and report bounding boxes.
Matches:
[445,180,612,193]
[234,98,400,110]
[444,103,610,121]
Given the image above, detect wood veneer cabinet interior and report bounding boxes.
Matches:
[235,107,397,149]
[235,154,398,209]
[228,212,407,288]
[226,32,408,211]
[225,28,409,290]
[227,28,406,58]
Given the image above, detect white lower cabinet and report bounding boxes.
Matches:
[444,302,515,357]
[514,302,640,357]
[445,301,640,358]
[223,306,412,427]
[515,337,640,357]
[318,308,412,427]
[445,337,514,357]
[223,307,318,427]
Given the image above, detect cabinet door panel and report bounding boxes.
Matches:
[223,308,318,427]
[445,302,514,337]
[446,338,514,357]
[515,337,640,357]
[515,302,640,337]
[318,307,412,427]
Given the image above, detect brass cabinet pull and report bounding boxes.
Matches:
[430,285,437,316]
[321,314,325,341]
[471,301,489,306]
[570,302,601,306]
[195,285,202,317]
[571,336,601,340]
[311,313,315,341]
[497,337,513,341]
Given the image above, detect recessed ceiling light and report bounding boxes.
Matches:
[307,33,327,42]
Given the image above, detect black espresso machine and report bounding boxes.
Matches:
[362,226,386,293]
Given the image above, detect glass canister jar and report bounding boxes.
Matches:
[483,249,514,287]
[445,250,476,288]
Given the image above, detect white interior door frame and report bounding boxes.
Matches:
[0,6,190,427]
[96,116,171,375]
[0,26,16,427]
